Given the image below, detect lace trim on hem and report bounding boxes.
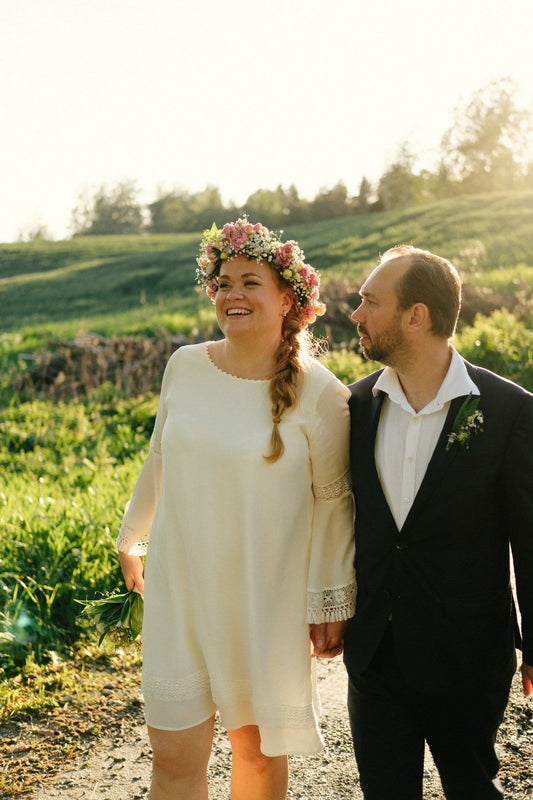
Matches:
[143,673,319,728]
[142,670,211,703]
[306,581,356,623]
[116,521,150,554]
[252,703,318,729]
[210,680,319,728]
[313,467,352,501]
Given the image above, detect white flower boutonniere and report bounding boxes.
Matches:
[445,393,484,452]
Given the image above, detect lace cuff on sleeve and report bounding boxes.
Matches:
[312,468,352,501]
[307,581,356,623]
[116,521,150,556]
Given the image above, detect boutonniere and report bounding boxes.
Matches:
[445,393,484,452]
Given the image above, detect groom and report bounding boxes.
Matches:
[343,245,533,800]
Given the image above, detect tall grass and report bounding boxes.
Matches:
[0,390,156,672]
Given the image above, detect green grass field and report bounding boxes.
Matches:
[1,190,533,679]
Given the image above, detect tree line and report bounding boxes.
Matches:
[68,77,533,237]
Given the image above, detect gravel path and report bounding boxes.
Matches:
[15,657,532,800]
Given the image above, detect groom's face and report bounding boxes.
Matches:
[351,258,410,366]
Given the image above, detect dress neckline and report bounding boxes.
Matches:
[204,342,271,383]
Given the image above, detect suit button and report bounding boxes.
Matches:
[395,543,408,549]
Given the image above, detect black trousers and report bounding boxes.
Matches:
[346,624,511,800]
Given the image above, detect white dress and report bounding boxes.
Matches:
[116,342,356,756]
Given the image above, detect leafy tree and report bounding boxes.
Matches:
[356,176,372,214]
[71,180,144,235]
[242,186,286,228]
[17,222,53,242]
[149,186,230,233]
[309,180,352,221]
[281,184,309,224]
[440,77,532,193]
[190,185,226,230]
[378,143,418,210]
[148,188,192,233]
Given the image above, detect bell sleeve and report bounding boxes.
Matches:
[306,374,356,624]
[115,358,171,556]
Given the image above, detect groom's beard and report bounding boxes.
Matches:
[358,316,408,367]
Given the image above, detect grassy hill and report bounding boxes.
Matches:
[4,191,533,354]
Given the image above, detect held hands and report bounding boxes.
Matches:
[521,662,533,697]
[310,620,349,659]
[118,551,145,596]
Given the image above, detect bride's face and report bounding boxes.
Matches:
[214,255,292,341]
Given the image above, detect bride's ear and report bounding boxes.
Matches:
[281,292,294,317]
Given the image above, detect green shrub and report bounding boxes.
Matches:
[456,310,533,390]
[319,349,379,384]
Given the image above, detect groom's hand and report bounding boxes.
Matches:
[310,621,348,658]
[521,662,533,697]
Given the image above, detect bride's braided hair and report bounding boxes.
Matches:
[264,293,320,463]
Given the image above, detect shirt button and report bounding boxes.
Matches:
[404,497,411,503]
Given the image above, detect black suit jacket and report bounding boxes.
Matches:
[343,360,533,692]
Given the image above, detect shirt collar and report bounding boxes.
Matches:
[372,348,480,415]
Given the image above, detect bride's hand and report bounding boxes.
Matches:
[118,551,144,595]
[310,620,348,658]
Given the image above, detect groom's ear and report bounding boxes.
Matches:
[403,302,430,333]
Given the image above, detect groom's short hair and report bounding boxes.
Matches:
[383,245,462,339]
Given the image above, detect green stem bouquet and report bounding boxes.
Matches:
[76,588,143,648]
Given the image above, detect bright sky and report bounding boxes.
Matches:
[1,0,532,242]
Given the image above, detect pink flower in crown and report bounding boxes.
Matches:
[302,305,316,324]
[299,265,315,287]
[199,256,217,276]
[205,243,218,262]
[274,242,295,268]
[227,225,250,251]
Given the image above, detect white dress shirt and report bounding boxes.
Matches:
[374,348,479,530]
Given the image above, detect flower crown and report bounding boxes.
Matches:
[195,217,326,326]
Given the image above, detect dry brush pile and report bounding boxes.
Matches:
[12,277,532,402]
